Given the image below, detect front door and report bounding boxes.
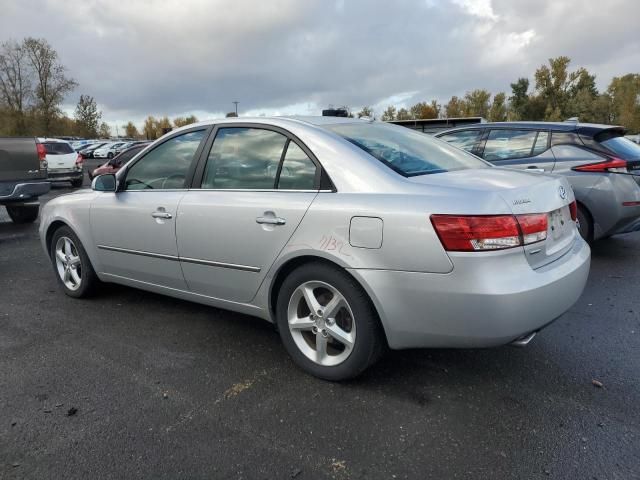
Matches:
[177,126,320,303]
[91,129,208,289]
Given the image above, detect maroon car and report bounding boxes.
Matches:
[88,143,150,180]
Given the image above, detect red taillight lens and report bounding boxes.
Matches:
[431,213,548,252]
[573,157,627,173]
[569,200,577,221]
[36,143,47,169]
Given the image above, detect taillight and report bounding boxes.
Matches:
[36,143,48,170]
[431,213,548,252]
[75,153,84,165]
[573,157,627,173]
[569,200,577,221]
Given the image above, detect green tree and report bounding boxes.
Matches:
[489,92,508,122]
[607,74,640,133]
[98,121,111,138]
[123,121,139,138]
[173,115,198,127]
[380,105,396,121]
[357,106,374,118]
[23,37,77,135]
[444,96,467,118]
[509,78,530,120]
[74,94,101,138]
[464,89,491,117]
[409,101,439,119]
[143,116,157,139]
[395,108,411,120]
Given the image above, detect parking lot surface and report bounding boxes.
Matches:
[1,166,639,479]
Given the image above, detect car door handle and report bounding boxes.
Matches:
[526,166,545,173]
[256,216,286,225]
[151,211,173,219]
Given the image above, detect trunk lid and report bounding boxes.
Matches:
[410,168,578,269]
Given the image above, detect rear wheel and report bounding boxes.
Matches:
[576,205,593,243]
[6,205,39,224]
[50,226,99,298]
[276,262,385,381]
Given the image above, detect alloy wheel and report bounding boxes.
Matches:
[287,280,356,367]
[54,236,82,291]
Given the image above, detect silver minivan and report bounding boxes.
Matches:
[436,122,640,241]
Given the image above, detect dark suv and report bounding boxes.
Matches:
[436,122,640,241]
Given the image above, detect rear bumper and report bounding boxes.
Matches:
[0,181,50,203]
[48,169,83,182]
[349,237,590,349]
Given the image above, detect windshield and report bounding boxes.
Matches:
[323,122,489,176]
[601,136,640,160]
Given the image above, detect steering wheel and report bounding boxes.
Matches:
[161,174,185,189]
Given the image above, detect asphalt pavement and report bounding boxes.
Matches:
[1,165,639,479]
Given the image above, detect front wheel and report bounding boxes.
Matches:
[276,262,385,381]
[50,226,99,298]
[6,205,39,223]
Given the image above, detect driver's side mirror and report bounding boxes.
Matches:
[92,174,117,192]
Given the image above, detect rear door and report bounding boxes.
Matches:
[176,125,320,303]
[479,129,555,173]
[44,141,77,172]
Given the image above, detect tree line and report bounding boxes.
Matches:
[2,43,639,139]
[368,56,640,134]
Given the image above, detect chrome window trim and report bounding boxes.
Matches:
[97,245,261,272]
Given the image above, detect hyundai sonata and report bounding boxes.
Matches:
[39,116,590,380]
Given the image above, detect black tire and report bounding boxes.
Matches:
[6,205,39,224]
[49,226,99,298]
[71,178,84,188]
[276,262,385,381]
[576,204,593,243]
[107,152,114,159]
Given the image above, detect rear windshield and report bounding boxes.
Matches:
[600,136,640,160]
[323,122,489,176]
[43,142,74,155]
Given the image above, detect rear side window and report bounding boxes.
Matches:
[201,128,288,189]
[437,130,481,153]
[482,129,537,161]
[43,142,74,155]
[551,132,581,146]
[277,142,317,190]
[323,122,488,176]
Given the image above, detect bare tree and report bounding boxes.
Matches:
[23,37,77,135]
[0,40,32,134]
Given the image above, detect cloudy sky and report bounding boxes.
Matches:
[2,0,639,131]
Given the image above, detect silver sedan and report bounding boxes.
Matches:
[39,116,591,380]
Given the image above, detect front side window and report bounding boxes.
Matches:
[323,122,488,176]
[483,129,537,161]
[125,130,205,190]
[438,130,481,153]
[201,128,288,189]
[277,142,317,190]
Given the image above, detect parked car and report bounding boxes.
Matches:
[93,142,127,159]
[88,143,149,180]
[436,122,640,242]
[79,142,108,159]
[40,117,590,380]
[113,140,149,157]
[0,137,50,223]
[38,138,84,188]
